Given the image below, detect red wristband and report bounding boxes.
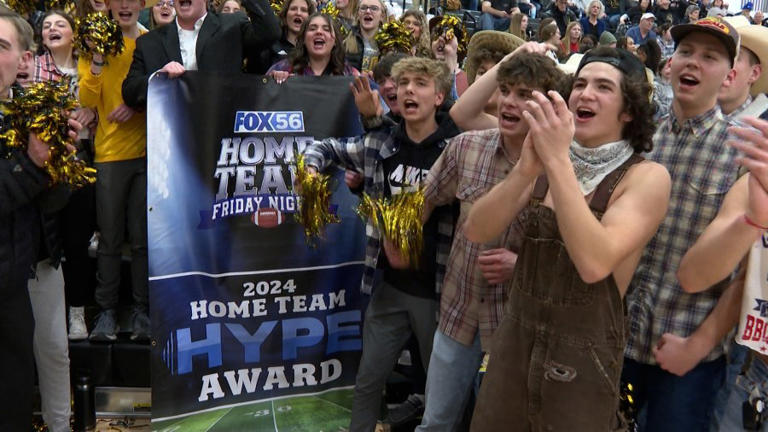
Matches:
[743,214,768,231]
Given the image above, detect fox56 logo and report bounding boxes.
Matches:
[234,111,305,133]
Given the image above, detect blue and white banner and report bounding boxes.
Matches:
[147,73,367,429]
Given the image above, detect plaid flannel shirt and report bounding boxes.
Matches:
[625,106,740,364]
[33,51,79,92]
[424,129,522,350]
[303,122,456,296]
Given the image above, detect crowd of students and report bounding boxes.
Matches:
[2,0,768,429]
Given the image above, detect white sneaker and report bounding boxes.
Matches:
[68,306,88,341]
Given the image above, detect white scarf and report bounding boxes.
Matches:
[569,140,634,195]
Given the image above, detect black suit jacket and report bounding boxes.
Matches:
[122,0,279,109]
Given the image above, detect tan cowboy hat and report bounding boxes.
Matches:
[739,24,768,96]
[465,30,525,84]
[557,52,583,75]
[724,16,768,95]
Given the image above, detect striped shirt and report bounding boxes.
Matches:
[424,129,522,350]
[625,106,740,364]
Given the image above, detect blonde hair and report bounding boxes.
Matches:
[391,56,451,97]
[343,0,387,54]
[561,21,581,51]
[339,0,359,19]
[509,12,527,40]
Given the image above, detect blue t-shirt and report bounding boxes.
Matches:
[626,25,657,45]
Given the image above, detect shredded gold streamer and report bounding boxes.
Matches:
[0,81,96,187]
[47,0,77,13]
[320,1,340,18]
[356,190,424,268]
[376,21,413,55]
[270,0,283,15]
[319,5,347,38]
[294,154,340,243]
[74,12,125,62]
[7,0,36,15]
[431,15,468,59]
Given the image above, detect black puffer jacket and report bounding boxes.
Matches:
[0,148,48,292]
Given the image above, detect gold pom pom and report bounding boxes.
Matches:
[74,12,125,62]
[319,5,348,38]
[375,21,414,55]
[431,15,468,58]
[356,190,425,268]
[320,1,340,18]
[294,154,340,244]
[0,81,96,187]
[270,0,284,15]
[7,0,36,15]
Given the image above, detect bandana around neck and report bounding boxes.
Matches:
[569,139,634,195]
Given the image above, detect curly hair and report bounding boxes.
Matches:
[400,9,431,58]
[565,47,655,152]
[289,13,348,75]
[619,69,655,153]
[278,0,317,33]
[496,52,567,94]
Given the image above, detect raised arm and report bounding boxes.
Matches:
[241,0,281,52]
[449,42,547,132]
[303,135,367,175]
[463,132,540,243]
[525,90,671,287]
[678,117,768,293]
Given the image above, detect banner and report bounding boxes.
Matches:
[147,73,368,430]
[737,233,768,352]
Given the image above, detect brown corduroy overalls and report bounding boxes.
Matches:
[470,155,643,432]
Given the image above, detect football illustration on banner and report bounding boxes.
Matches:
[252,207,285,228]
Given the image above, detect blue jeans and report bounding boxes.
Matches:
[711,341,749,430]
[416,330,483,432]
[622,356,726,432]
[480,13,510,30]
[714,352,768,431]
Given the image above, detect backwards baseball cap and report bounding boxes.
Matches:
[671,17,741,65]
[577,47,647,80]
[576,47,652,101]
[640,12,656,20]
[743,1,753,10]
